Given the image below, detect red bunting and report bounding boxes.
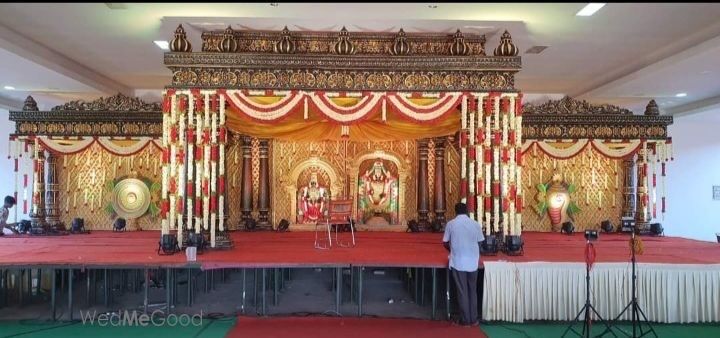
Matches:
[492,181,500,196]
[161,199,170,217]
[510,186,517,201]
[476,179,483,194]
[483,98,493,115]
[467,195,476,211]
[178,96,187,113]
[468,95,477,112]
[502,199,509,212]
[459,131,468,148]
[211,95,219,112]
[186,184,194,197]
[460,179,467,198]
[468,147,476,161]
[202,179,209,195]
[500,98,509,113]
[476,129,485,144]
[484,197,492,210]
[162,96,171,113]
[170,126,178,143]
[493,132,501,146]
[162,149,170,163]
[195,146,203,160]
[176,199,184,214]
[168,178,177,194]
[516,152,523,166]
[502,149,509,163]
[508,130,515,144]
[210,196,217,212]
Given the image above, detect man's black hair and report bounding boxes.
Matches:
[4,196,16,206]
[455,202,468,215]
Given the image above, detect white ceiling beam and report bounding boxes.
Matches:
[0,94,23,110]
[570,20,720,99]
[667,93,720,117]
[0,23,131,96]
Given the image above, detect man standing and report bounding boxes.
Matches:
[442,202,484,326]
[0,196,17,236]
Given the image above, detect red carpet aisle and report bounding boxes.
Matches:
[225,316,488,338]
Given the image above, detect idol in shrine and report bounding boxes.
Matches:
[297,172,328,224]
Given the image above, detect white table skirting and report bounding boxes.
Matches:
[482,261,720,323]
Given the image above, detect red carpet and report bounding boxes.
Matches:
[225,316,488,338]
[0,231,717,268]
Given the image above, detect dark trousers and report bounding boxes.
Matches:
[451,268,479,325]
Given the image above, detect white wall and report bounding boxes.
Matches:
[0,108,21,222]
[664,109,720,242]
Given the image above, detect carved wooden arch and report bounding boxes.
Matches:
[349,149,410,224]
[285,157,343,224]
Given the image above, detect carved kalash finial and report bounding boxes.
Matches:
[449,29,469,56]
[494,30,519,57]
[219,26,238,53]
[170,24,192,52]
[644,99,660,116]
[390,28,411,56]
[274,26,296,54]
[334,26,356,55]
[23,95,38,111]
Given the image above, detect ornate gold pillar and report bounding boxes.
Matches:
[30,150,46,230]
[621,155,636,219]
[240,135,253,224]
[258,139,271,227]
[44,152,61,229]
[417,139,430,227]
[433,137,447,225]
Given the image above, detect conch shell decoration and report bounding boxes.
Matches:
[534,173,581,232]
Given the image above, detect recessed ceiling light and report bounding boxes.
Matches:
[154,40,170,50]
[3,85,15,90]
[576,3,606,16]
[675,93,687,97]
[525,46,549,54]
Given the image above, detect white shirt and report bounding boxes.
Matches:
[442,214,485,272]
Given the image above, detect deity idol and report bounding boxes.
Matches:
[298,172,327,223]
[358,160,398,224]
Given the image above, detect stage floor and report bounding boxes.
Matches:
[0,231,718,269]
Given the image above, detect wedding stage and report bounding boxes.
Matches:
[1,231,718,323]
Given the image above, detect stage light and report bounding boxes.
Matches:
[650,223,664,236]
[277,219,290,232]
[71,218,86,233]
[17,220,31,233]
[601,220,614,233]
[576,3,606,16]
[481,235,499,255]
[675,93,687,98]
[504,235,524,256]
[430,219,443,233]
[3,85,15,90]
[153,40,169,50]
[584,230,598,242]
[245,217,257,231]
[561,221,575,235]
[407,219,420,233]
[113,218,126,232]
[188,232,206,253]
[158,234,180,255]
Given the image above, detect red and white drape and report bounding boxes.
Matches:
[460,92,523,237]
[162,89,227,248]
[222,90,464,125]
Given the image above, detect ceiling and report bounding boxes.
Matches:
[1,3,720,116]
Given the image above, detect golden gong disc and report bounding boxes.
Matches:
[112,178,151,219]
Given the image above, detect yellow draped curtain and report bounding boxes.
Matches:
[224,96,460,142]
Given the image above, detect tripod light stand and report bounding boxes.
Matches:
[562,230,616,338]
[600,230,657,338]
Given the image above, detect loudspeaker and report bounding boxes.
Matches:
[71,218,86,233]
[17,220,31,233]
[430,219,443,233]
[188,232,206,253]
[600,220,614,233]
[505,235,524,256]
